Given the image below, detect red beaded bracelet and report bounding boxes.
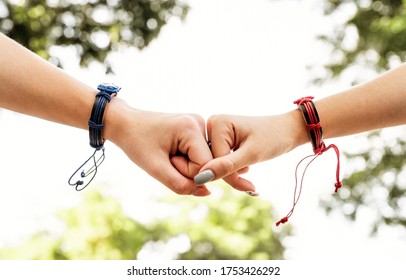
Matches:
[276,96,342,227]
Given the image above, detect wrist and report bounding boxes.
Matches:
[102,97,133,146]
[285,109,310,150]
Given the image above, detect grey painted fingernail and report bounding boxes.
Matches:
[194,170,215,186]
[245,191,259,197]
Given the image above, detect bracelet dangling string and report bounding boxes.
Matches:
[276,96,342,226]
[68,147,106,191]
[68,83,120,191]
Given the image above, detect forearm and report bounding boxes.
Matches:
[0,34,214,196]
[287,63,406,150]
[316,64,406,139]
[0,33,96,130]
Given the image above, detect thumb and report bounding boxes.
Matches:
[194,147,256,192]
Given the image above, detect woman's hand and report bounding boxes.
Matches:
[105,99,213,196]
[194,111,308,191]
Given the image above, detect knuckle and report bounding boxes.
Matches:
[174,114,202,131]
[207,114,232,134]
[169,177,193,195]
[219,158,236,176]
[208,114,227,126]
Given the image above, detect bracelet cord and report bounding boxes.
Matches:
[89,91,112,149]
[68,90,115,191]
[276,96,342,226]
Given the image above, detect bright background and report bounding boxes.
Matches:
[1,0,405,259]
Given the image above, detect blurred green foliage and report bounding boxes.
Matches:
[0,0,188,69]
[318,0,406,82]
[162,190,286,260]
[2,0,404,253]
[321,131,406,234]
[0,188,287,260]
[0,0,287,260]
[318,0,406,233]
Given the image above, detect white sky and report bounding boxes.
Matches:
[0,0,405,260]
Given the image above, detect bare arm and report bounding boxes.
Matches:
[0,32,95,129]
[197,63,406,190]
[0,33,214,196]
[317,64,406,139]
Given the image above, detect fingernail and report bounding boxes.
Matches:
[245,191,259,197]
[194,170,215,186]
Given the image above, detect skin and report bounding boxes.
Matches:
[0,32,227,196]
[2,31,405,196]
[198,63,406,191]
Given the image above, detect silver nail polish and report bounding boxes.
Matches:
[194,170,215,186]
[245,191,259,197]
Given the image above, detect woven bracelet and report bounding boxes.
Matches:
[68,83,121,191]
[89,91,114,149]
[294,96,323,152]
[275,96,342,226]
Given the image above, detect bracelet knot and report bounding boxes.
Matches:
[276,217,289,227]
[293,96,314,106]
[334,181,343,193]
[96,91,113,102]
[88,120,104,130]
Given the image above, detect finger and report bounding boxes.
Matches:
[199,152,256,192]
[200,137,256,192]
[198,114,255,192]
[223,171,255,192]
[149,154,211,196]
[180,126,213,167]
[193,186,211,196]
[237,166,249,175]
[175,120,213,178]
[170,155,201,178]
[208,121,251,180]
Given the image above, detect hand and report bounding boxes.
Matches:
[105,99,213,196]
[195,111,307,191]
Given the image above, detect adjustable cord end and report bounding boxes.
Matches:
[276,217,289,227]
[334,181,343,193]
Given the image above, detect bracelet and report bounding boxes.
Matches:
[275,96,342,226]
[89,83,121,149]
[89,93,110,149]
[294,96,323,153]
[68,83,121,191]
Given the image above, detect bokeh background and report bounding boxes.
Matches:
[0,0,405,260]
